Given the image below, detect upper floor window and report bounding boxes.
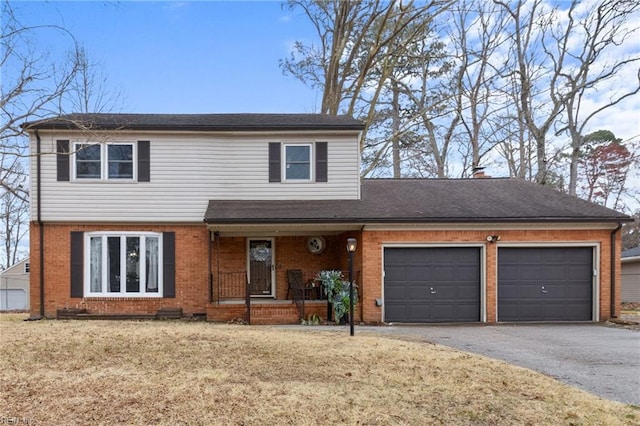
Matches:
[75,144,101,179]
[108,145,134,179]
[284,144,312,181]
[74,143,134,180]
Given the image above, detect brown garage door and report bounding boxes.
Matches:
[498,247,593,321]
[384,247,481,323]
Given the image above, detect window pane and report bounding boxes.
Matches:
[285,146,311,180]
[90,237,102,292]
[286,146,310,162]
[77,161,102,179]
[126,237,140,292]
[146,237,159,292]
[108,145,132,161]
[108,237,121,292]
[286,164,310,179]
[108,162,133,179]
[76,144,100,160]
[108,145,134,179]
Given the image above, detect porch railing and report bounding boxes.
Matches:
[216,271,249,301]
[215,271,252,324]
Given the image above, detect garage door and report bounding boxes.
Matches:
[0,289,27,311]
[498,247,593,321]
[384,247,481,323]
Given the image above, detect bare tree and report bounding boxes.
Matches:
[548,0,640,196]
[1,1,81,195]
[281,0,454,156]
[493,0,567,184]
[0,162,28,269]
[622,210,640,250]
[1,1,123,269]
[65,46,124,114]
[493,0,639,189]
[363,20,452,178]
[445,0,510,176]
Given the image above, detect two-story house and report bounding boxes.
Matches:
[24,113,629,324]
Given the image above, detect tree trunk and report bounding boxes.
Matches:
[391,81,401,178]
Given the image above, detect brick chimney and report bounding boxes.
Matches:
[472,166,491,178]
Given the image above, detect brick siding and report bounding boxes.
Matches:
[30,223,210,318]
[31,223,620,324]
[359,228,620,323]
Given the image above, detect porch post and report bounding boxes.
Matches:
[347,238,357,336]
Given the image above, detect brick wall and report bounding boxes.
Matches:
[360,228,620,323]
[31,223,621,324]
[30,223,210,318]
[212,235,343,300]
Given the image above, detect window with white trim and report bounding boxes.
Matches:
[74,143,135,180]
[85,232,162,297]
[283,144,312,181]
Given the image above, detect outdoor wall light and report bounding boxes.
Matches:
[346,238,357,336]
[486,235,501,243]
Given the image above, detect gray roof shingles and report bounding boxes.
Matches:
[22,113,364,131]
[623,246,640,258]
[205,178,630,224]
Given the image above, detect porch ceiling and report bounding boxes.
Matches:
[206,223,362,237]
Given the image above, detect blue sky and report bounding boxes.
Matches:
[12,0,320,113]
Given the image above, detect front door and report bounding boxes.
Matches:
[248,239,275,297]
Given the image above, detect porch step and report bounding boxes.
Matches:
[250,303,300,325]
[206,301,328,325]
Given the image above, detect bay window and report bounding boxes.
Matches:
[85,232,162,297]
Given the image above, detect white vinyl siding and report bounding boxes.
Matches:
[30,132,360,222]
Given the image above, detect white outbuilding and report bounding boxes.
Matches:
[0,258,30,311]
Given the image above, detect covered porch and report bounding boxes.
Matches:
[205,224,363,325]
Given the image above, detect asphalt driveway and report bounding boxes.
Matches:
[282,323,640,405]
[356,324,640,406]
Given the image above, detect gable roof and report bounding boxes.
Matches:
[0,258,29,276]
[22,113,364,132]
[204,178,630,224]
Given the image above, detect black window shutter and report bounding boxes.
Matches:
[316,142,328,182]
[163,232,176,298]
[268,142,281,182]
[57,140,70,181]
[138,140,150,182]
[70,231,84,297]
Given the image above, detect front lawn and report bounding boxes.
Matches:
[1,314,637,425]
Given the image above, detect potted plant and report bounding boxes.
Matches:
[316,270,357,325]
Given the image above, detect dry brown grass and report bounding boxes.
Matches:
[1,314,637,425]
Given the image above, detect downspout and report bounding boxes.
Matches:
[36,129,45,319]
[360,224,365,323]
[208,230,213,303]
[216,231,220,304]
[610,222,622,319]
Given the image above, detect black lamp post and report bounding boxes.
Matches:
[346,238,357,336]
